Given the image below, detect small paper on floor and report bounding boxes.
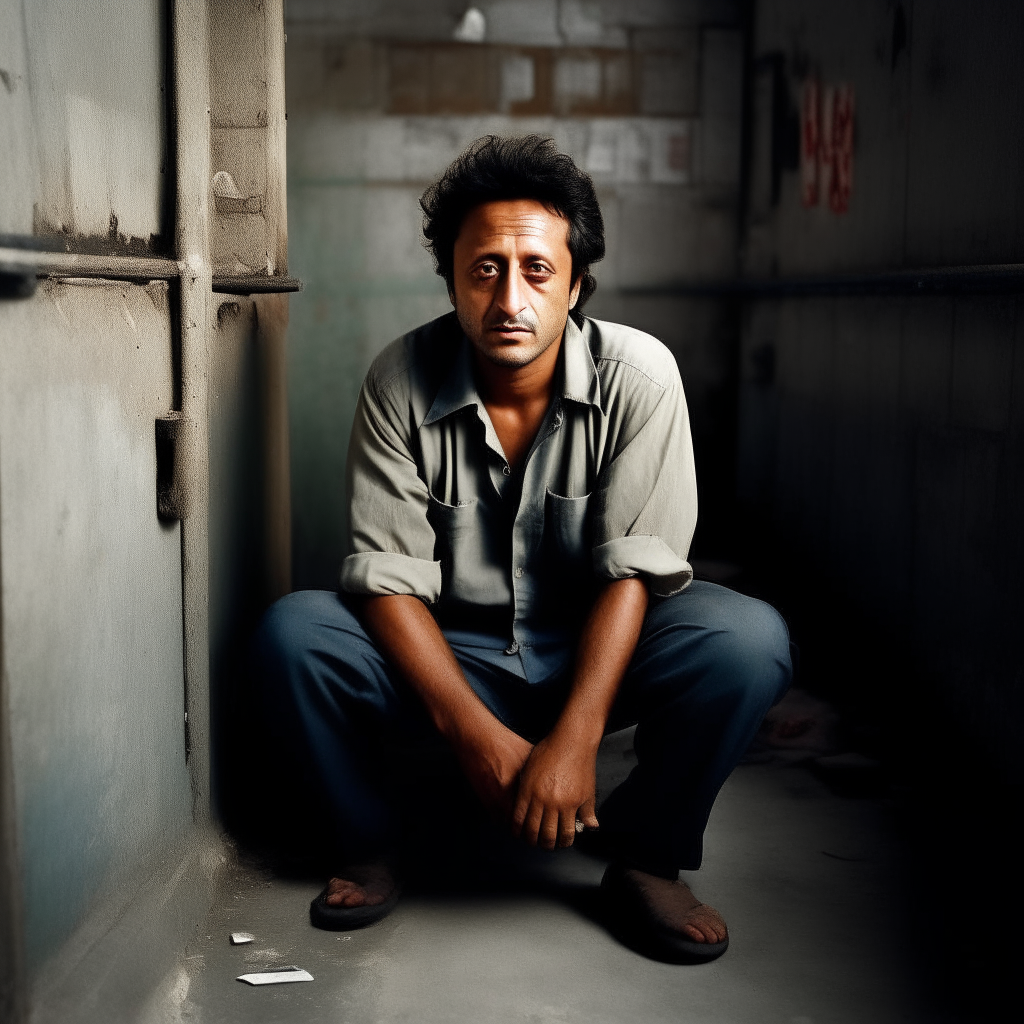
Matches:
[230,932,254,945]
[237,966,313,986]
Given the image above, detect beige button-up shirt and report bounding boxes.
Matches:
[341,311,697,661]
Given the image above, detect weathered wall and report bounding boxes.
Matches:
[1,1,292,1020]
[738,0,1024,776]
[0,0,170,251]
[0,5,198,1006]
[0,280,190,977]
[208,0,289,278]
[284,0,746,587]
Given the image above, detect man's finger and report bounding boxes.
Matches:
[523,800,544,847]
[538,808,559,851]
[579,797,599,830]
[511,794,529,837]
[557,811,576,848]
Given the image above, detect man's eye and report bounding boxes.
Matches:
[477,264,498,276]
[528,263,550,274]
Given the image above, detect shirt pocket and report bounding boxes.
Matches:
[544,490,593,578]
[426,494,505,605]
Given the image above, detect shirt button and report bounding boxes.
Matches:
[504,640,520,655]
[502,465,511,476]
[514,566,524,578]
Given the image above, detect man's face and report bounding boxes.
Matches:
[450,199,582,370]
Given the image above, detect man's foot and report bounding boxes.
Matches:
[601,863,730,963]
[325,862,396,908]
[310,861,400,930]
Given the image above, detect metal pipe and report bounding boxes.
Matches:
[173,0,212,818]
[0,248,179,281]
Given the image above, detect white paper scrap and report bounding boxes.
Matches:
[230,932,255,945]
[237,966,314,986]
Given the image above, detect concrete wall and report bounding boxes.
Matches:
[284,0,747,587]
[0,0,171,249]
[1,1,292,1020]
[0,279,190,977]
[737,0,1024,777]
[0,7,196,1013]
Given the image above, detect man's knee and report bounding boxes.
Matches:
[648,584,792,709]
[256,590,323,667]
[254,589,362,683]
[709,593,792,709]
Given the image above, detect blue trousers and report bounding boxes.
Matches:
[254,582,792,876]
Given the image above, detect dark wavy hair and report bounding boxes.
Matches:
[420,135,605,315]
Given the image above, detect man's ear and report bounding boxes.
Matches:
[448,288,456,307]
[569,276,583,310]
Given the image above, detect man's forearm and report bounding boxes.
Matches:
[359,594,494,744]
[553,576,649,749]
[359,593,534,816]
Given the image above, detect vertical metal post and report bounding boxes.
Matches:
[173,0,213,819]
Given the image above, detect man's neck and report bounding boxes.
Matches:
[471,331,563,472]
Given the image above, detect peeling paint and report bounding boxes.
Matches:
[144,279,170,314]
[207,0,289,278]
[216,300,242,327]
[31,210,170,259]
[15,1,172,250]
[211,170,244,199]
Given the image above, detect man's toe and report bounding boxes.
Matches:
[326,879,358,906]
[690,908,727,943]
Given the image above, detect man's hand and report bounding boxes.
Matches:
[360,580,647,846]
[454,720,534,819]
[511,576,649,850]
[511,730,601,850]
[360,595,530,821]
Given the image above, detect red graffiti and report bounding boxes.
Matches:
[800,78,820,207]
[829,84,855,214]
[800,77,854,214]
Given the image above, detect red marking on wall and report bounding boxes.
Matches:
[829,84,855,214]
[800,77,854,214]
[800,78,820,207]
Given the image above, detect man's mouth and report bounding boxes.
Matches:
[488,321,534,337]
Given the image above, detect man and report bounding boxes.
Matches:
[257,135,791,963]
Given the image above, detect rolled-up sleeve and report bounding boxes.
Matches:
[340,378,442,602]
[591,375,697,597]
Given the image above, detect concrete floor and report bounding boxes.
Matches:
[177,740,940,1024]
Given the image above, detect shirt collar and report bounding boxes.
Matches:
[561,314,602,410]
[421,335,479,427]
[421,314,602,429]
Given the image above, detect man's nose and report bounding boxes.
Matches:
[495,267,527,319]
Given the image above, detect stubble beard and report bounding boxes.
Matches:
[457,306,559,369]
